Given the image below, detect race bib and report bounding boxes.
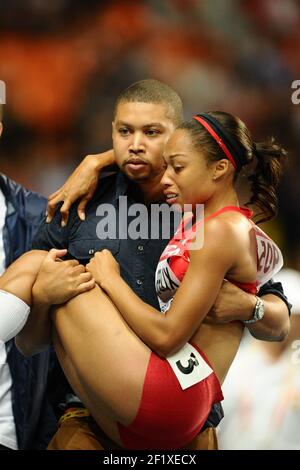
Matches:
[254,226,283,287]
[166,343,213,390]
[156,257,181,305]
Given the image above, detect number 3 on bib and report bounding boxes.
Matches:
[166,343,213,390]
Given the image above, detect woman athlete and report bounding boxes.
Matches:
[0,111,286,449]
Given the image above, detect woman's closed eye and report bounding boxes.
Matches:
[173,165,184,173]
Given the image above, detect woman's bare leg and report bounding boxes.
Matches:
[53,329,123,446]
[52,284,152,428]
[0,250,47,304]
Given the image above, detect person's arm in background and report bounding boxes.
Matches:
[46,150,115,226]
[0,173,47,265]
[206,279,290,341]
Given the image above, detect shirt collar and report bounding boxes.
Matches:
[114,171,134,201]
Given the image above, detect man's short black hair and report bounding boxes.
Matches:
[114,79,183,126]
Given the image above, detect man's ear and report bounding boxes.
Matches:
[0,123,3,138]
[213,159,231,180]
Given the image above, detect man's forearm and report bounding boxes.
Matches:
[208,281,290,342]
[247,294,290,341]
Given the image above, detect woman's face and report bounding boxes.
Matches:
[161,128,216,208]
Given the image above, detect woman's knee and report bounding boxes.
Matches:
[0,250,47,291]
[19,249,48,270]
[7,249,47,272]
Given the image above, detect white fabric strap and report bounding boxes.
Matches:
[0,290,30,343]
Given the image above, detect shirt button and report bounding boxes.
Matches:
[137,245,144,251]
[136,279,143,286]
[88,249,94,255]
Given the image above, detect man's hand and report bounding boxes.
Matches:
[46,150,115,226]
[205,280,256,324]
[32,249,95,306]
[206,280,290,341]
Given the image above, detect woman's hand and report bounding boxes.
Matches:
[46,150,115,226]
[86,249,120,288]
[32,249,95,306]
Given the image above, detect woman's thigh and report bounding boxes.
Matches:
[52,285,152,426]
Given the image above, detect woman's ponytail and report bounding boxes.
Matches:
[246,137,287,224]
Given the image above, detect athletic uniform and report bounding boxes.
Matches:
[118,206,283,449]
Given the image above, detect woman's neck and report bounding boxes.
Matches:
[202,186,239,219]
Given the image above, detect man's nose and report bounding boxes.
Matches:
[129,132,145,153]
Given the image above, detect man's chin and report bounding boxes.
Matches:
[123,168,150,182]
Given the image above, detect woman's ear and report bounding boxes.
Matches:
[213,159,231,181]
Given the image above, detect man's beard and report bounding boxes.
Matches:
[122,163,153,182]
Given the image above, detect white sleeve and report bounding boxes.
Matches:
[0,290,30,343]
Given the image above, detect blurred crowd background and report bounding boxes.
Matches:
[0,0,300,450]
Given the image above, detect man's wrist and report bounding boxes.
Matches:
[94,150,114,171]
[239,292,257,322]
[243,296,265,324]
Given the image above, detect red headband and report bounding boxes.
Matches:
[193,115,237,169]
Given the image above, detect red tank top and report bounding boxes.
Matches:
[155,206,283,313]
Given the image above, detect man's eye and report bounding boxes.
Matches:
[119,128,130,136]
[146,129,160,136]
